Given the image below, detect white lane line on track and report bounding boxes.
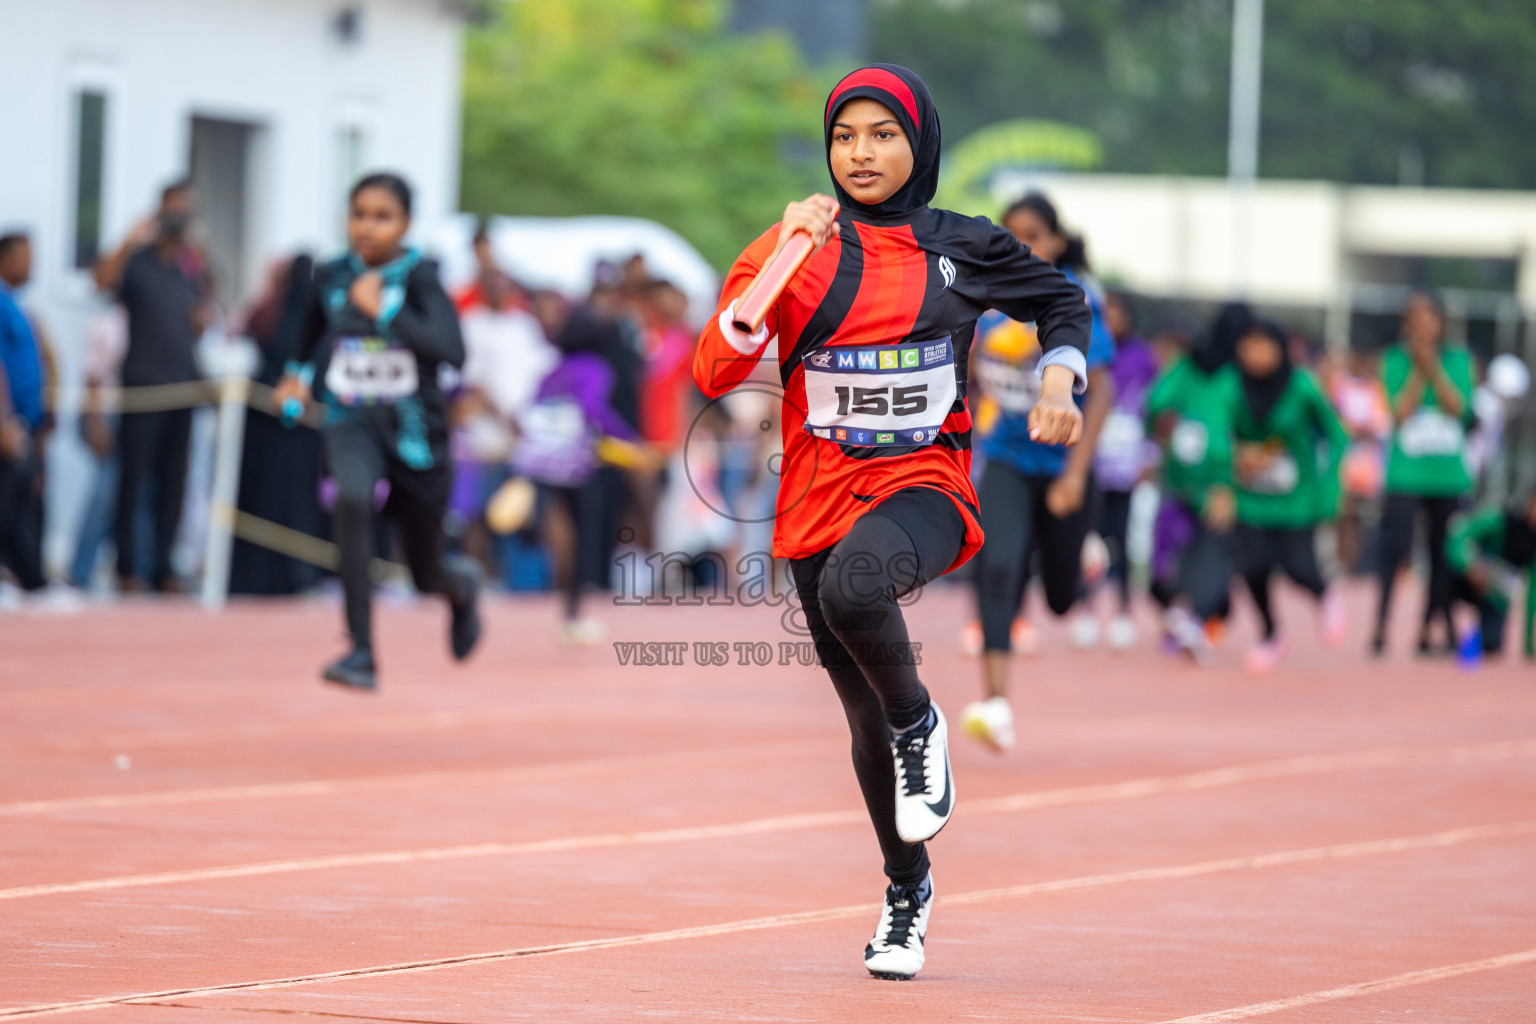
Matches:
[5,705,1184,756]
[7,730,1534,819]
[0,809,867,901]
[964,738,1536,815]
[14,700,695,754]
[1162,946,1536,1022]
[1,821,1529,1021]
[0,738,836,816]
[5,739,1535,902]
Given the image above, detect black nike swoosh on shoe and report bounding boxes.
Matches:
[924,758,952,818]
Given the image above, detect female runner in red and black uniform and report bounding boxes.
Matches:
[693,64,1090,980]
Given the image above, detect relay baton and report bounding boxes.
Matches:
[279,361,315,429]
[731,231,817,335]
[595,435,649,469]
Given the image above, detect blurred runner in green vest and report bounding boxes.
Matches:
[1372,291,1476,658]
[1445,488,1536,662]
[1216,321,1349,673]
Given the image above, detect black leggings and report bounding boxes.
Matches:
[973,460,1096,651]
[324,417,468,649]
[1149,528,1234,623]
[0,451,45,591]
[790,486,964,888]
[1376,493,1460,642]
[1097,488,1134,611]
[1236,524,1327,641]
[549,467,623,620]
[115,408,191,585]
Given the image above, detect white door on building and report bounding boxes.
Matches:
[188,116,263,311]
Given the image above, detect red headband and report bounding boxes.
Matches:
[825,68,920,131]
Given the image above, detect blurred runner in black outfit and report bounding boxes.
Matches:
[274,174,481,690]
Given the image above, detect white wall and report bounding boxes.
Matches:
[0,0,463,308]
[1340,187,1536,305]
[0,0,465,572]
[994,172,1536,310]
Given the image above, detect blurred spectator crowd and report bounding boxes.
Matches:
[0,178,1532,665]
[0,181,783,646]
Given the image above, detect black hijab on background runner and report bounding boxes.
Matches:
[1238,319,1294,423]
[1193,301,1252,375]
[824,64,941,219]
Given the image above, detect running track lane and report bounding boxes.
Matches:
[4,738,1534,901]
[3,821,1531,1020]
[4,586,1534,1021]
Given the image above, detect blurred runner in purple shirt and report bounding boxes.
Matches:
[1088,291,1160,648]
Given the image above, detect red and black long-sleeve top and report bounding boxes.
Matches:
[694,64,1091,572]
[696,205,1091,571]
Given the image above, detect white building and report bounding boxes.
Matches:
[0,0,467,569]
[994,171,1536,356]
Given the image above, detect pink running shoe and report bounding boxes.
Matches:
[1320,588,1347,649]
[1245,636,1288,674]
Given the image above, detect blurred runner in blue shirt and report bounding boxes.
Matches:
[962,193,1115,753]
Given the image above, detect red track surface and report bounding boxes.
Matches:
[3,581,1533,1022]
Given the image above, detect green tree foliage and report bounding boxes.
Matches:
[1262,2,1536,188]
[870,0,1536,190]
[461,0,831,271]
[870,0,1233,178]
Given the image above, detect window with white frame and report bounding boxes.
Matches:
[72,89,108,269]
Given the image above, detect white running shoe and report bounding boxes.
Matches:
[865,875,933,980]
[24,583,85,616]
[1107,614,1138,652]
[559,618,606,646]
[960,696,1015,753]
[1069,612,1102,650]
[892,705,954,843]
[1163,607,1209,663]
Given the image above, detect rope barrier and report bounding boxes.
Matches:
[77,375,327,428]
[216,503,409,584]
[82,379,220,415]
[55,374,438,603]
[49,374,622,606]
[47,376,349,605]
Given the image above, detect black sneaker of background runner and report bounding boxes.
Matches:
[449,558,483,662]
[323,646,378,690]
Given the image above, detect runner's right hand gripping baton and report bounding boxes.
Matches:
[279,361,314,429]
[731,232,817,336]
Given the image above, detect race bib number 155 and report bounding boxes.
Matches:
[801,339,957,447]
